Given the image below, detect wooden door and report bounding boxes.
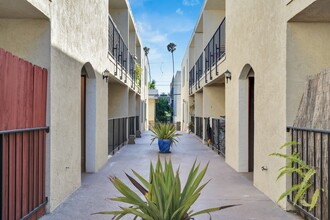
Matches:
[81,76,86,173]
[248,77,255,172]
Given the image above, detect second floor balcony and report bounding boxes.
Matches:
[108,15,141,94]
[189,17,226,94]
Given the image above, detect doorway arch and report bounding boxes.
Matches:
[81,62,97,173]
[238,64,255,172]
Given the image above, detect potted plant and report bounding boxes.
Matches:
[94,158,239,219]
[150,123,181,153]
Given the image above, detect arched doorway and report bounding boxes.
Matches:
[81,62,96,173]
[238,64,255,173]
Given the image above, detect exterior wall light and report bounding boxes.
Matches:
[102,69,110,82]
[224,70,231,83]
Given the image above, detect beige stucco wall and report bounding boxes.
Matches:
[194,92,203,117]
[109,83,129,118]
[286,22,330,125]
[48,0,110,209]
[203,10,225,48]
[148,98,156,126]
[0,19,50,70]
[129,90,136,116]
[1,0,147,213]
[203,85,225,118]
[181,0,329,211]
[225,0,288,208]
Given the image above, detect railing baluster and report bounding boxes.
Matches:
[286,126,330,220]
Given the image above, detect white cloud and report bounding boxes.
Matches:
[183,0,200,6]
[136,20,168,44]
[176,8,184,15]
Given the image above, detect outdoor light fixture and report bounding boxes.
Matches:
[224,70,231,83]
[102,69,110,82]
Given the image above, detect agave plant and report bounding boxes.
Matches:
[150,123,181,145]
[270,141,322,211]
[95,158,238,219]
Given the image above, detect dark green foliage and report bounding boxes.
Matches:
[148,80,156,89]
[156,97,172,123]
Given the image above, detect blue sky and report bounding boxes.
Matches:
[128,0,203,94]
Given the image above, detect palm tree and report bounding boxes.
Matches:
[143,47,151,83]
[167,43,176,123]
[167,43,176,79]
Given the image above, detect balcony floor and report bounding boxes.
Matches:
[41,131,302,220]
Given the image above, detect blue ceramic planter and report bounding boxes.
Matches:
[158,139,171,153]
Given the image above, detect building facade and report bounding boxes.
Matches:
[0,0,148,218]
[181,0,330,217]
[171,71,182,129]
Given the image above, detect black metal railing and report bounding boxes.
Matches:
[190,116,195,133]
[189,18,226,93]
[196,117,203,139]
[108,118,127,155]
[287,126,330,220]
[195,53,203,89]
[204,17,226,81]
[128,116,135,135]
[108,16,128,76]
[1,127,49,220]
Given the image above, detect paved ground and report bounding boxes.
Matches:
[41,131,302,220]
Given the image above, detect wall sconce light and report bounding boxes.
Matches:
[224,70,231,83]
[102,69,110,82]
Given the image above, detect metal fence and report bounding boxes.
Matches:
[212,118,226,157]
[196,117,203,139]
[1,127,49,220]
[287,126,330,220]
[190,116,195,133]
[128,116,135,135]
[108,118,127,155]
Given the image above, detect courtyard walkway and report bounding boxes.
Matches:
[41,131,301,220]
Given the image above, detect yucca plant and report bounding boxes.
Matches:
[270,141,322,211]
[150,123,181,145]
[94,158,238,219]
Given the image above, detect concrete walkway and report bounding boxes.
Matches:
[41,131,302,220]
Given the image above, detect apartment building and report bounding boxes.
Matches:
[0,0,148,219]
[171,71,182,129]
[181,0,330,218]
